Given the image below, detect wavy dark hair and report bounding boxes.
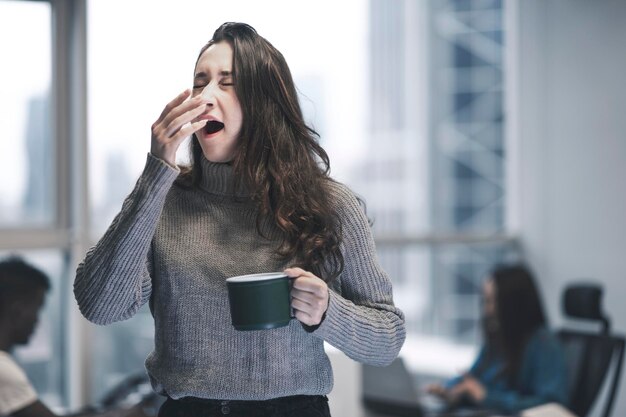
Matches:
[179,22,344,282]
[484,264,547,386]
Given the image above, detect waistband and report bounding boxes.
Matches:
[176,394,328,406]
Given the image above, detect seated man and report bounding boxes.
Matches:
[427,264,568,415]
[0,256,141,417]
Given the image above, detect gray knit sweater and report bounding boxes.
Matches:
[74,153,405,401]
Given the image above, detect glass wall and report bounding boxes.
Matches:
[358,0,514,353]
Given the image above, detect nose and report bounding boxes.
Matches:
[200,83,217,106]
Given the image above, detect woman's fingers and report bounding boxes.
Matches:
[155,89,191,123]
[291,297,313,313]
[285,268,329,326]
[154,96,204,139]
[163,103,207,138]
[160,95,206,133]
[150,90,210,165]
[284,267,315,279]
[427,385,451,401]
[449,381,468,398]
[291,285,326,308]
[293,310,317,327]
[171,119,208,144]
[290,293,319,326]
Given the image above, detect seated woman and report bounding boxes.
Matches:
[427,264,568,415]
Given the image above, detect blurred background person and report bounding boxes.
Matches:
[426,264,568,415]
[0,256,143,417]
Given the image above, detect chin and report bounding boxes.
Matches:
[194,131,239,164]
[199,142,236,163]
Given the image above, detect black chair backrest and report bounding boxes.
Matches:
[558,284,625,417]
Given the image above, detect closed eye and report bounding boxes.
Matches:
[192,81,233,89]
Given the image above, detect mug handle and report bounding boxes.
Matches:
[287,277,296,319]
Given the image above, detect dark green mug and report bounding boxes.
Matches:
[226,272,293,331]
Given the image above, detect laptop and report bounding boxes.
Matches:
[362,357,429,416]
[361,358,493,417]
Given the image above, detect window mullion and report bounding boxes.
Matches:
[52,0,91,410]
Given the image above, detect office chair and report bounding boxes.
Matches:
[557,284,625,417]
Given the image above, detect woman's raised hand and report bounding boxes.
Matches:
[151,89,208,166]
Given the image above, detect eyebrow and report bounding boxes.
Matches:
[194,70,233,79]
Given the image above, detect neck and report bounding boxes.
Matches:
[198,156,251,197]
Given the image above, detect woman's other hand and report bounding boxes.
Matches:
[151,89,208,166]
[449,374,487,404]
[285,267,329,327]
[426,383,449,398]
[425,383,460,405]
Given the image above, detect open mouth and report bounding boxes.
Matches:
[204,120,225,135]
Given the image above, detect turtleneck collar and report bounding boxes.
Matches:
[199,156,251,198]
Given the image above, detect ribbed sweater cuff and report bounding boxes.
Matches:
[142,153,180,193]
[310,289,405,366]
[310,290,349,339]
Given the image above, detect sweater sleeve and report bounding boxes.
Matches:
[310,183,406,366]
[481,333,568,414]
[73,153,180,325]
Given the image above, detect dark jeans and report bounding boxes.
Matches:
[158,395,331,417]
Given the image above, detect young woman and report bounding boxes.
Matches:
[427,264,568,415]
[74,22,405,417]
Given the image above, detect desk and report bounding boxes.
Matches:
[362,408,509,417]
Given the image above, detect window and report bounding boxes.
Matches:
[0,1,54,227]
[358,0,516,373]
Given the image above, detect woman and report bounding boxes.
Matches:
[427,264,568,415]
[74,22,405,417]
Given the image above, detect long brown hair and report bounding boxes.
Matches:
[180,22,344,282]
[484,264,547,386]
